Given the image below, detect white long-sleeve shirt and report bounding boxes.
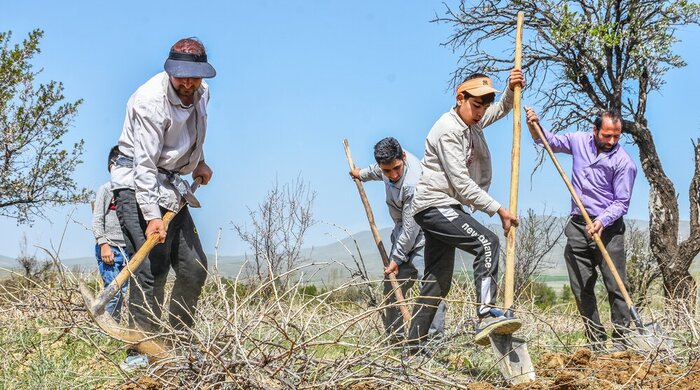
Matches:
[111,72,209,220]
[412,87,513,216]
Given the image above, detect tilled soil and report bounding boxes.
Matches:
[118,375,162,390]
[465,348,700,389]
[511,348,700,389]
[118,349,700,389]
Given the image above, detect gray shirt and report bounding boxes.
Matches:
[111,72,209,220]
[412,87,514,216]
[92,182,126,247]
[359,151,424,264]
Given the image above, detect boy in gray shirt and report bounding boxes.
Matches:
[350,137,446,343]
[91,146,127,321]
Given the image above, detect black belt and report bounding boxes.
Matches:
[571,214,622,225]
[570,214,596,224]
[115,153,179,177]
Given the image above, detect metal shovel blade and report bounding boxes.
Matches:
[489,333,536,385]
[182,190,201,208]
[626,306,675,359]
[628,322,675,360]
[79,281,170,359]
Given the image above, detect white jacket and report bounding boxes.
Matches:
[412,87,513,216]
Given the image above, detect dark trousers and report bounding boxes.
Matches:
[409,206,500,343]
[383,246,447,340]
[115,189,208,333]
[564,216,630,343]
[383,260,419,339]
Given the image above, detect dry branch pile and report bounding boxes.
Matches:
[2,262,700,389]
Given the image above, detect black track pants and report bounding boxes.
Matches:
[409,206,500,343]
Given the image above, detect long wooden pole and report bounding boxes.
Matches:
[343,139,413,329]
[504,11,524,309]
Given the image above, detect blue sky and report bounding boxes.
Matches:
[1,1,698,259]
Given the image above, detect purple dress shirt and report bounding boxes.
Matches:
[538,129,637,228]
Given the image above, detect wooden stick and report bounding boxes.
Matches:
[504,11,524,309]
[342,139,413,329]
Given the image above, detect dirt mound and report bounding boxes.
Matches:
[119,375,162,390]
[467,383,497,390]
[526,348,700,389]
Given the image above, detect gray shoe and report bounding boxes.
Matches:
[609,339,629,353]
[474,308,522,346]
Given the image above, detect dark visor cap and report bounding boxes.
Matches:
[164,51,216,79]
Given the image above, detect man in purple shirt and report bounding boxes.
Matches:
[526,107,637,351]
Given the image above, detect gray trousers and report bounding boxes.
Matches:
[564,216,630,343]
[409,206,500,343]
[383,246,447,340]
[115,189,208,333]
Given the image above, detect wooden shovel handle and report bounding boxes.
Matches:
[504,11,524,309]
[526,118,635,308]
[343,139,413,328]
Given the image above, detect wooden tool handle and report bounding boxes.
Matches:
[92,176,204,313]
[504,11,524,309]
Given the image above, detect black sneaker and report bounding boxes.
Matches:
[474,308,522,346]
[585,341,607,353]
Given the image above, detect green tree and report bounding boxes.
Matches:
[0,29,89,223]
[435,0,700,307]
[520,280,558,309]
[560,284,574,304]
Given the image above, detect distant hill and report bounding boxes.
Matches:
[0,255,16,272]
[1,219,697,283]
[211,228,395,284]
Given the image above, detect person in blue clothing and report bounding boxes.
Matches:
[350,137,446,343]
[91,145,128,322]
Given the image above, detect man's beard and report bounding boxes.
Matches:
[594,137,614,152]
[176,87,195,97]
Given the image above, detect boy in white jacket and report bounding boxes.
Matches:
[409,69,523,349]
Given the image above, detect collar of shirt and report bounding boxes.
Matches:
[449,107,469,131]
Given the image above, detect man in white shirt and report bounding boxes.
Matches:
[111,37,215,370]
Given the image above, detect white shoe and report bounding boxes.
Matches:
[119,354,149,372]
